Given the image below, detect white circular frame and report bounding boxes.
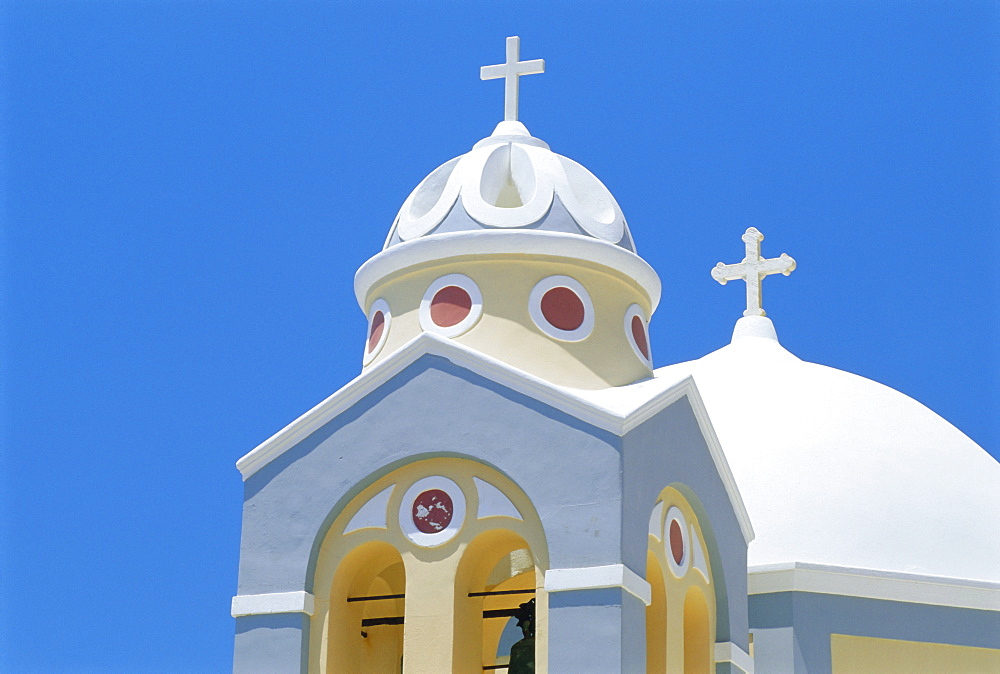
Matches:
[399,476,467,547]
[624,304,652,367]
[664,506,691,578]
[528,275,595,342]
[419,274,484,338]
[362,298,392,365]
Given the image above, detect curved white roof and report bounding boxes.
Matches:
[655,316,1000,584]
[383,121,636,252]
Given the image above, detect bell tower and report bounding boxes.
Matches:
[232,37,753,674]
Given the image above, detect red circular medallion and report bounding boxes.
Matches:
[411,489,454,533]
[367,311,385,353]
[540,287,585,331]
[669,519,684,565]
[631,314,649,360]
[430,286,472,327]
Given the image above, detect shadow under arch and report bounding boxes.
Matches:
[683,585,711,674]
[454,528,547,672]
[324,541,405,672]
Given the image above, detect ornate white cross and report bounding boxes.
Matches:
[480,36,545,122]
[712,227,796,317]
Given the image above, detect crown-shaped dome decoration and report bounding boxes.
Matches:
[355,37,660,389]
[383,121,635,252]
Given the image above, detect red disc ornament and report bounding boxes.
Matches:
[411,489,454,533]
[631,314,649,360]
[540,287,585,331]
[367,311,386,353]
[669,519,685,565]
[430,286,472,328]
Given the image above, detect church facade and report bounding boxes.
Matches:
[231,38,1000,673]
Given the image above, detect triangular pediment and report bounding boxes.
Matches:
[236,333,753,544]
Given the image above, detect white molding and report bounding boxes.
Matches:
[234,334,754,547]
[390,123,629,246]
[544,563,652,606]
[748,562,1000,612]
[231,591,315,617]
[714,641,754,673]
[355,230,661,311]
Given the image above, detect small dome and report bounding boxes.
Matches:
[657,317,1000,583]
[384,121,635,252]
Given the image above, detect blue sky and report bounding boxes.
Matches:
[2,1,996,670]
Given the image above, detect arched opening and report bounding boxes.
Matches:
[645,549,667,673]
[309,458,549,672]
[454,529,541,673]
[683,585,710,674]
[326,541,405,673]
[645,486,717,673]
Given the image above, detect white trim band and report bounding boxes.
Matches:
[231,591,315,617]
[748,562,1000,612]
[544,563,652,606]
[355,230,662,311]
[714,641,754,673]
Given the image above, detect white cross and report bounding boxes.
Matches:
[711,227,796,317]
[480,36,545,122]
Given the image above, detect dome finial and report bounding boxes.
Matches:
[711,227,796,318]
[480,36,545,122]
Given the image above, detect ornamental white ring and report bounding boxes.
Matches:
[664,506,691,578]
[398,476,467,547]
[419,274,484,338]
[363,298,391,365]
[624,303,652,367]
[528,275,595,342]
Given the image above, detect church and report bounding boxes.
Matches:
[230,38,1000,673]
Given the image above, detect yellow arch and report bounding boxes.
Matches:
[683,586,711,674]
[645,486,716,673]
[310,458,547,673]
[454,529,546,671]
[325,541,405,672]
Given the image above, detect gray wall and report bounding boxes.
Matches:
[623,397,751,650]
[750,591,1000,673]
[548,588,647,673]
[233,614,309,674]
[234,354,750,670]
[237,354,626,596]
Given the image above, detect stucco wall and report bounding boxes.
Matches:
[234,353,750,671]
[750,591,1000,673]
[623,397,751,650]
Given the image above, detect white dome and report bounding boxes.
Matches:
[656,317,1000,583]
[384,121,635,252]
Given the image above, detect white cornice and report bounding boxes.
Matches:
[235,334,753,545]
[354,230,662,311]
[748,562,1000,612]
[714,641,754,673]
[231,591,315,617]
[544,563,652,606]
